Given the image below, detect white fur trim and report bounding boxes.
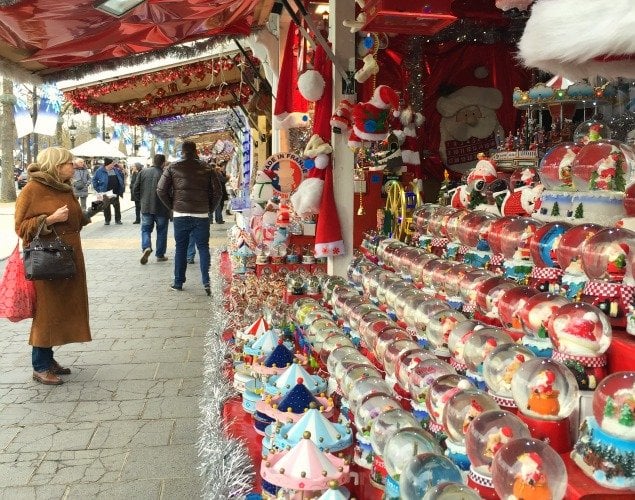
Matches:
[519,0,635,79]
[402,150,421,165]
[314,240,346,258]
[352,125,388,142]
[290,177,324,216]
[297,69,325,102]
[496,0,532,11]
[436,87,503,117]
[314,154,329,169]
[274,112,311,129]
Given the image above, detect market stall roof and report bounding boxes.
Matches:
[0,0,274,84]
[70,137,127,158]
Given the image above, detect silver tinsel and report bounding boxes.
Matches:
[198,249,255,499]
[404,36,425,114]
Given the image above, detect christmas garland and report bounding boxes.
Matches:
[198,250,255,498]
[65,82,252,126]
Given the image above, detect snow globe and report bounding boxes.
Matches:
[358,317,398,353]
[419,258,446,296]
[518,292,570,357]
[444,209,473,261]
[360,267,386,299]
[407,358,456,423]
[372,329,412,367]
[511,357,579,452]
[459,269,493,316]
[380,338,420,385]
[460,211,500,269]
[376,238,405,269]
[537,142,582,219]
[475,278,516,323]
[396,246,426,282]
[352,393,401,469]
[422,482,481,500]
[442,388,499,470]
[463,327,513,389]
[548,302,612,389]
[573,118,612,144]
[368,408,419,489]
[395,350,435,396]
[529,221,572,293]
[483,343,535,411]
[318,333,355,366]
[486,215,520,273]
[465,409,531,499]
[571,371,635,490]
[491,437,567,500]
[426,206,456,256]
[425,310,467,359]
[499,217,544,282]
[383,280,413,320]
[581,227,635,328]
[393,288,424,325]
[443,263,473,309]
[448,320,485,374]
[348,303,381,337]
[382,427,442,499]
[399,453,464,500]
[430,260,460,301]
[412,299,450,346]
[426,374,474,439]
[339,364,383,402]
[401,293,433,339]
[347,377,393,414]
[497,286,538,337]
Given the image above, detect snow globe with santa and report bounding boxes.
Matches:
[483,342,535,411]
[485,215,520,274]
[571,371,635,490]
[518,291,570,357]
[498,217,545,282]
[491,437,568,500]
[398,453,464,500]
[425,374,474,439]
[528,221,572,293]
[459,211,500,269]
[463,327,513,390]
[465,409,531,499]
[536,142,581,220]
[579,227,635,328]
[511,357,579,452]
[448,320,484,375]
[548,302,612,389]
[497,285,538,338]
[555,223,603,300]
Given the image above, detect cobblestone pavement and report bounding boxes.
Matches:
[0,203,230,499]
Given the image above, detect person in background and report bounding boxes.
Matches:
[211,161,228,224]
[92,157,124,225]
[157,141,222,295]
[14,147,103,385]
[134,154,171,264]
[71,158,91,209]
[130,162,142,224]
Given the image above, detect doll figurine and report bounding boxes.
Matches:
[527,369,560,417]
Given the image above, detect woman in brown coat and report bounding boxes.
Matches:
[15,147,100,385]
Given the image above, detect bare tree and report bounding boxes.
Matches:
[0,77,17,202]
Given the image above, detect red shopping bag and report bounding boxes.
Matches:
[0,244,36,322]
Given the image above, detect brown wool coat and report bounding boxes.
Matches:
[14,176,91,348]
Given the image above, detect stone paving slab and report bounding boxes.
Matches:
[0,206,230,498]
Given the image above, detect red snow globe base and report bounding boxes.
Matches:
[516,412,573,453]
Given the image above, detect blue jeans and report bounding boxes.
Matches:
[187,233,196,261]
[141,213,169,257]
[32,347,54,372]
[173,216,210,288]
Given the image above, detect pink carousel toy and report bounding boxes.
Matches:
[548,302,612,389]
[260,431,350,499]
[510,358,579,452]
[465,409,531,499]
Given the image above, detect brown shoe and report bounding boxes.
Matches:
[50,360,71,375]
[33,370,63,385]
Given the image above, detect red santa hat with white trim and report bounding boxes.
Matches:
[273,26,310,129]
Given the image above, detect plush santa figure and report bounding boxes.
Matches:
[393,106,425,174]
[351,85,400,142]
[437,69,504,173]
[290,135,332,218]
[500,184,544,217]
[330,99,355,135]
[466,155,498,192]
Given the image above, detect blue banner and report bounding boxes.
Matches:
[13,98,33,138]
[33,85,62,136]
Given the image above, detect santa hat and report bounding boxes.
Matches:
[311,44,345,257]
[273,26,310,129]
[470,399,484,412]
[544,370,556,384]
[527,452,543,467]
[352,85,401,142]
[519,0,635,79]
[501,426,513,438]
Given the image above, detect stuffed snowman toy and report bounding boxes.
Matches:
[250,169,275,207]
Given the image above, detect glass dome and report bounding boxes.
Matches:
[383,427,442,478]
[548,302,612,357]
[426,374,475,425]
[369,407,419,456]
[399,453,463,500]
[463,328,513,374]
[408,359,456,405]
[580,227,635,282]
[353,393,401,433]
[426,310,467,354]
[519,292,570,339]
[592,371,635,440]
[443,388,499,444]
[530,222,573,268]
[538,142,581,189]
[483,343,536,397]
[572,139,634,192]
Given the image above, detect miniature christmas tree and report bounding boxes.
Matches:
[551,202,560,216]
[618,403,633,427]
[574,203,584,219]
[604,396,615,417]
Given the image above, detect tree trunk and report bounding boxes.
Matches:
[0,77,17,202]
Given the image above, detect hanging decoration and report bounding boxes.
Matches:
[12,96,32,138]
[33,84,63,136]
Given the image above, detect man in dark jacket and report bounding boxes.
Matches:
[92,157,125,225]
[134,154,171,265]
[157,141,222,294]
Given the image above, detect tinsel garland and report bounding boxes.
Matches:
[42,35,246,84]
[0,0,23,7]
[198,249,255,499]
[0,56,43,86]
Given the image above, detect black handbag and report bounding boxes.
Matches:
[23,222,76,281]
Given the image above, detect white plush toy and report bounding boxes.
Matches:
[250,169,275,206]
[354,53,379,84]
[290,135,333,217]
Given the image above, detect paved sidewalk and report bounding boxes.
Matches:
[0,204,231,499]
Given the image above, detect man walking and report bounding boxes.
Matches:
[134,154,171,264]
[71,158,91,209]
[92,157,125,225]
[157,141,222,295]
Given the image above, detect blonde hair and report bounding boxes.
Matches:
[28,147,73,183]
